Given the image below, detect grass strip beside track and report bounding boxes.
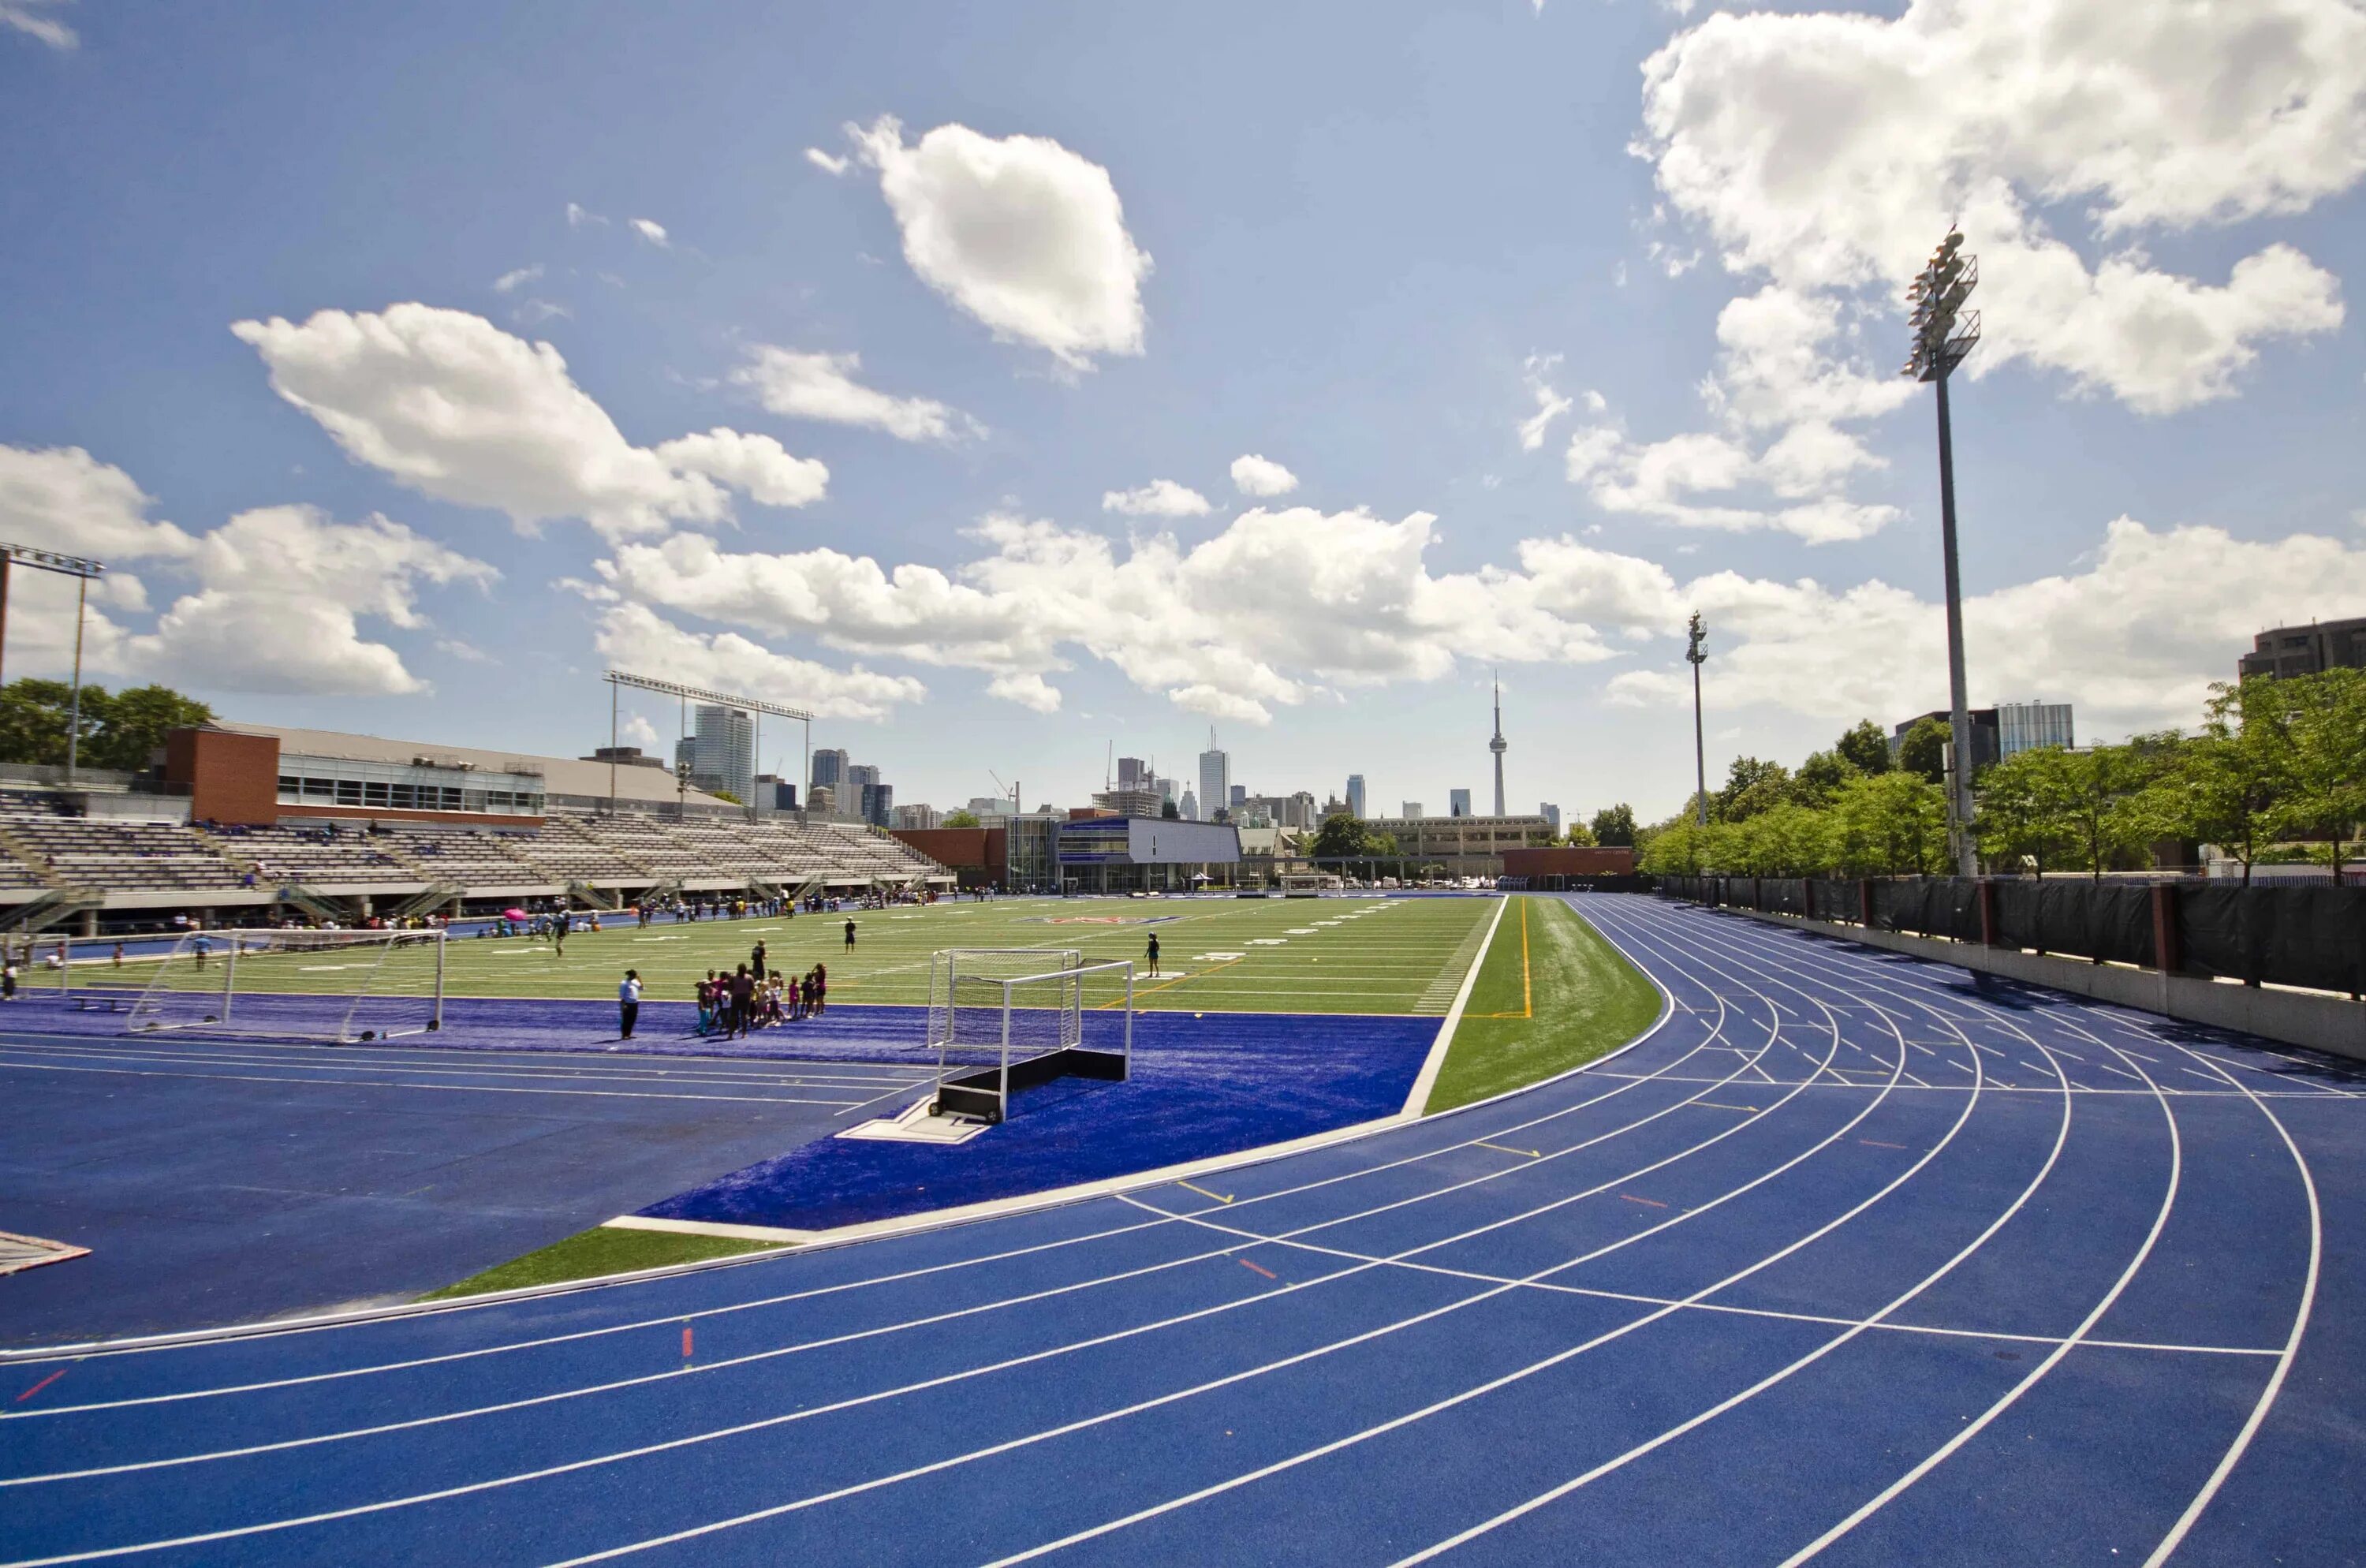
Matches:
[1422,896,1662,1114]
[421,1228,787,1301]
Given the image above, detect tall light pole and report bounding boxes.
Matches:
[1685,611,1709,829]
[0,543,108,787]
[1905,228,1983,879]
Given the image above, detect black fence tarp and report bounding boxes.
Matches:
[2180,885,2366,997]
[1661,875,2363,998]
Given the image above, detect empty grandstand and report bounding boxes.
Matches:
[0,722,953,934]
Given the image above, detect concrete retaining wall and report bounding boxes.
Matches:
[1696,902,2365,1062]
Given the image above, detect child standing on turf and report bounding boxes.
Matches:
[618,969,641,1040]
[1145,931,1160,977]
[812,962,827,1016]
[696,971,716,1034]
[751,940,767,981]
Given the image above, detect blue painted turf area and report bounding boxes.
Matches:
[2,894,2359,1566]
[638,1011,1439,1231]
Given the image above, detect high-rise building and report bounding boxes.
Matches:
[892,802,942,831]
[1402,801,1424,818]
[1197,730,1229,823]
[808,784,837,815]
[691,704,756,805]
[1539,802,1562,835]
[1345,774,1366,819]
[1995,701,2075,759]
[1117,756,1148,790]
[809,749,849,795]
[1488,677,1509,817]
[1181,788,1200,822]
[859,781,892,827]
[845,762,879,797]
[755,775,797,812]
[2238,617,2366,680]
[1092,786,1165,818]
[1228,783,1247,812]
[1450,788,1472,818]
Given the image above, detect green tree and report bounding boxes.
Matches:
[86,684,217,771]
[0,679,78,766]
[0,679,215,770]
[1833,771,1947,876]
[1637,817,1708,875]
[1562,821,1599,847]
[1589,803,1637,846]
[2261,668,2366,877]
[1311,811,1376,860]
[2151,681,2294,886]
[1793,748,1861,808]
[942,809,982,828]
[1897,717,1950,785]
[1717,757,1793,822]
[1974,746,2076,875]
[1834,719,1893,776]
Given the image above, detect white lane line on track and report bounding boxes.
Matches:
[0,917,1748,1429]
[0,911,1830,1531]
[0,1029,1842,1552]
[1659,900,2314,1566]
[2136,1037,2323,1566]
[0,951,1801,1488]
[0,1042,921,1092]
[954,895,1977,1566]
[0,1058,864,1107]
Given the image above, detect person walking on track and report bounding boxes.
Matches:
[618,969,641,1040]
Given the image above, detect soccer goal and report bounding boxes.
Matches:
[121,928,446,1043]
[1280,872,1342,898]
[925,948,1133,1124]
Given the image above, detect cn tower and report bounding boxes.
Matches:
[1489,673,1508,817]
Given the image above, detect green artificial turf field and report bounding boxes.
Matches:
[81,895,1499,1017]
[1422,896,1664,1113]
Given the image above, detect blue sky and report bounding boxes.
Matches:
[3,0,2362,822]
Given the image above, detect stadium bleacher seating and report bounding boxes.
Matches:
[0,802,946,913]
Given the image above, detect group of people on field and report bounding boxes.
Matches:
[694,937,834,1038]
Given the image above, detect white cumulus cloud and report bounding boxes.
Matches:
[1605,518,2366,738]
[1229,454,1298,497]
[1102,479,1211,518]
[231,304,828,540]
[491,264,543,294]
[0,443,198,561]
[592,600,926,722]
[0,0,75,49]
[804,147,850,177]
[1517,353,1575,453]
[845,114,1152,370]
[628,218,669,248]
[1636,0,2359,413]
[735,347,980,442]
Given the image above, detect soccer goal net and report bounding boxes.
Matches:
[924,948,1134,1124]
[118,928,447,1043]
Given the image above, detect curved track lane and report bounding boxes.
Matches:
[2,894,2357,1566]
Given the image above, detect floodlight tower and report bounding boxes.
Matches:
[1904,227,1983,878]
[1685,611,1709,828]
[0,543,107,786]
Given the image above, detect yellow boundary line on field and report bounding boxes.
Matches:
[1476,894,1536,1019]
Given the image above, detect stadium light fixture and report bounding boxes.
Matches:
[604,670,816,821]
[1685,611,1709,829]
[1903,227,1982,879]
[0,542,108,786]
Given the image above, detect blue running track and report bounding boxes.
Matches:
[3,894,2358,1566]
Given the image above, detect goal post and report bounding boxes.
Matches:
[924,948,1133,1124]
[120,928,446,1043]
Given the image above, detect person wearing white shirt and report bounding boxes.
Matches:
[618,969,641,1040]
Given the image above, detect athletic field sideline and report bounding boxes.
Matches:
[61,894,1495,1017]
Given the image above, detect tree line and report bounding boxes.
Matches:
[1636,670,2365,885]
[0,680,217,775]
